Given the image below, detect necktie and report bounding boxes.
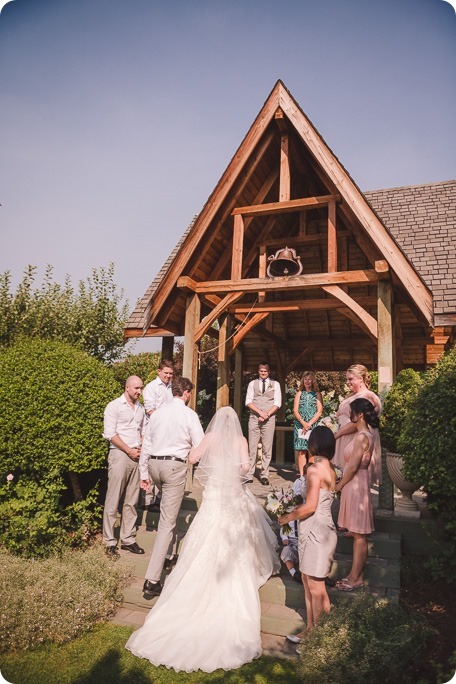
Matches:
[262,379,266,394]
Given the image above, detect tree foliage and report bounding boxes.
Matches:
[112,351,161,390]
[0,263,130,364]
[379,368,424,452]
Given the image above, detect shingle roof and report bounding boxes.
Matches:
[365,180,456,317]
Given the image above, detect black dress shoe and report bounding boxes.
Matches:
[106,546,118,557]
[260,477,269,486]
[120,542,145,554]
[292,572,303,584]
[325,577,336,588]
[164,555,178,570]
[143,580,163,597]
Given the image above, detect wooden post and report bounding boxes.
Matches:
[182,294,200,410]
[216,314,231,409]
[377,277,395,512]
[161,336,174,361]
[258,244,267,303]
[231,214,244,281]
[279,132,290,202]
[234,346,243,417]
[328,200,337,272]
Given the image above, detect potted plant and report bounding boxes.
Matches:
[380,369,423,516]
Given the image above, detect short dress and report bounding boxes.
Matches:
[298,489,337,578]
[332,391,382,484]
[294,391,318,450]
[337,429,375,535]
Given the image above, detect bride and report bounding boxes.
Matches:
[125,406,280,673]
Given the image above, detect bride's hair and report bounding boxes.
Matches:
[195,406,249,490]
[308,426,336,460]
[350,398,379,429]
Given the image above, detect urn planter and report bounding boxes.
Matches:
[386,452,421,518]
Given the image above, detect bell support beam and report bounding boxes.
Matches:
[232,194,341,218]
[231,312,270,352]
[177,269,380,295]
[229,295,377,314]
[322,285,378,340]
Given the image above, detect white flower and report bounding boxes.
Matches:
[6,474,14,482]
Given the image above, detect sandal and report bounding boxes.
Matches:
[336,581,365,592]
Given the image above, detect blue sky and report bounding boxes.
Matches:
[0,0,454,351]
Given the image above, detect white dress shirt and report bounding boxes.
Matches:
[103,394,145,448]
[139,398,204,479]
[142,376,173,413]
[245,377,282,407]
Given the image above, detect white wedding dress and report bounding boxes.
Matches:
[125,426,280,673]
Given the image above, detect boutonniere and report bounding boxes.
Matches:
[268,381,274,390]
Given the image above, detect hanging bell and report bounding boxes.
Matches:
[267,246,303,277]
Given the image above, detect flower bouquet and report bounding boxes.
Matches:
[318,412,339,433]
[265,486,299,535]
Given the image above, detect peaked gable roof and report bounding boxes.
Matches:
[125,82,454,367]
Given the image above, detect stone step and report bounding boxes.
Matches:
[138,507,402,561]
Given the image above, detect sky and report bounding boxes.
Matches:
[0,0,455,352]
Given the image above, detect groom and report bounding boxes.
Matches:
[139,376,204,597]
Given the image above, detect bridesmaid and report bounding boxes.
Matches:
[279,426,337,642]
[335,398,379,591]
[293,371,323,476]
[333,364,382,484]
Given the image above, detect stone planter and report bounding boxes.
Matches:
[386,452,421,518]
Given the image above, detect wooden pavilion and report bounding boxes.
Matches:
[125,81,455,416]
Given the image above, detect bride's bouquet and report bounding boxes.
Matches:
[265,486,299,536]
[318,412,339,433]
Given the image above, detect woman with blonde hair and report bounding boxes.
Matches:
[293,371,323,476]
[333,364,382,485]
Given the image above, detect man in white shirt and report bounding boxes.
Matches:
[102,376,146,556]
[142,359,174,415]
[245,362,282,486]
[141,359,174,509]
[139,376,204,597]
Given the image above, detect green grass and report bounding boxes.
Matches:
[0,623,301,684]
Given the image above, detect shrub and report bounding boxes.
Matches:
[0,338,119,556]
[296,593,434,683]
[112,351,161,390]
[399,348,456,581]
[380,368,423,452]
[0,545,133,653]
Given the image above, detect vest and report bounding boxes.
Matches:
[251,378,275,412]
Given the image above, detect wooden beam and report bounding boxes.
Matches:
[232,194,341,218]
[258,244,267,302]
[178,269,380,295]
[231,214,244,280]
[285,347,311,375]
[260,230,350,248]
[274,106,288,133]
[322,285,378,340]
[279,131,290,201]
[194,292,243,343]
[229,296,377,314]
[231,312,269,351]
[377,278,395,398]
[233,346,243,415]
[124,326,178,338]
[182,293,200,410]
[216,314,231,409]
[328,200,337,272]
[161,336,174,361]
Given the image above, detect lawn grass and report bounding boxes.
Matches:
[0,623,301,684]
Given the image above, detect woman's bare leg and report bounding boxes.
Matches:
[298,450,307,476]
[307,576,331,624]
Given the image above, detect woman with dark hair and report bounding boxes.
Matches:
[335,398,379,592]
[293,371,323,476]
[279,426,337,643]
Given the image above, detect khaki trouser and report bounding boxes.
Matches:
[102,448,140,547]
[144,458,187,582]
[248,414,276,479]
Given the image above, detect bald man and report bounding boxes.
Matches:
[102,375,146,556]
